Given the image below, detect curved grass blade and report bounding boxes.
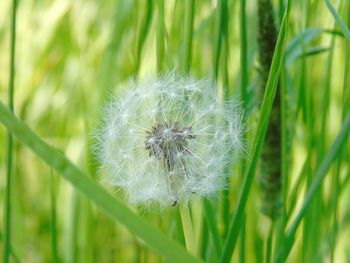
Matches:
[274,112,350,263]
[297,45,331,59]
[219,2,291,262]
[0,101,202,263]
[285,28,344,66]
[325,0,350,41]
[285,28,323,65]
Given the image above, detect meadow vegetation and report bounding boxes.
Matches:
[0,0,349,262]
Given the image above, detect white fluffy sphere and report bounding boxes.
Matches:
[96,74,244,208]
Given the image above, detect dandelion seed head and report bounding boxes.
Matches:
[96,73,244,208]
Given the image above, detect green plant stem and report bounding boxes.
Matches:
[50,170,59,263]
[213,0,228,81]
[319,6,338,157]
[265,223,274,263]
[274,112,350,263]
[179,205,196,255]
[221,28,230,98]
[240,0,248,108]
[286,155,309,219]
[239,214,246,263]
[239,1,248,261]
[3,1,17,263]
[199,220,209,260]
[219,3,290,262]
[65,190,79,263]
[216,0,230,235]
[193,202,204,256]
[330,4,349,261]
[183,0,195,73]
[279,59,288,239]
[156,0,165,73]
[203,199,223,258]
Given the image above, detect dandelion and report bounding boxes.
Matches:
[95,73,244,208]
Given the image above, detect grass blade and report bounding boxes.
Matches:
[219,2,290,262]
[325,0,350,41]
[285,28,324,65]
[3,1,17,262]
[156,0,165,73]
[50,170,59,263]
[274,112,350,263]
[183,0,195,73]
[213,0,228,81]
[0,101,202,263]
[203,199,223,259]
[240,0,248,107]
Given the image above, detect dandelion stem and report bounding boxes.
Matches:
[193,201,204,256]
[179,204,196,255]
[3,1,17,262]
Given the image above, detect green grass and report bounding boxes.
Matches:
[0,0,349,262]
[220,3,290,262]
[3,0,17,262]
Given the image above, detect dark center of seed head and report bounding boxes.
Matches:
[144,122,196,172]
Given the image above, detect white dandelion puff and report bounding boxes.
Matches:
[95,73,244,208]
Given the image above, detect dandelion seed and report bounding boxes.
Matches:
[95,73,244,208]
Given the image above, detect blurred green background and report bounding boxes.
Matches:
[0,0,349,262]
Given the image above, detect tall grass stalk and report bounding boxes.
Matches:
[3,1,17,262]
[240,0,248,107]
[50,170,59,263]
[156,0,165,73]
[212,0,231,236]
[213,0,228,81]
[265,223,274,263]
[220,3,290,262]
[183,0,195,72]
[203,199,222,259]
[239,0,248,261]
